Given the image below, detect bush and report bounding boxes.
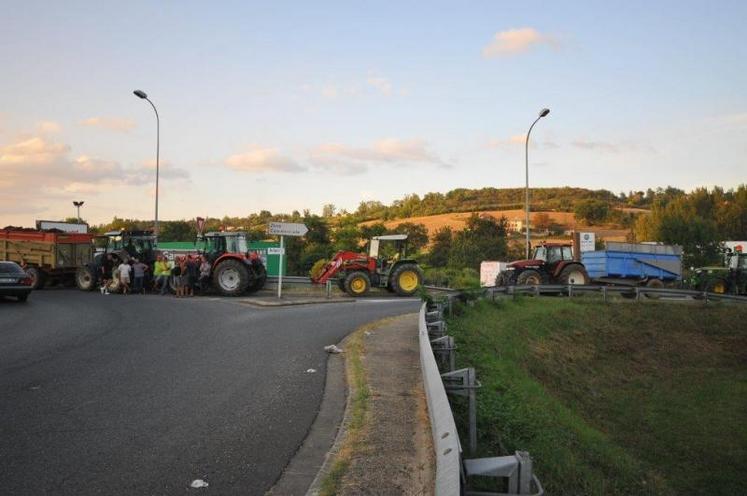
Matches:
[309,258,329,279]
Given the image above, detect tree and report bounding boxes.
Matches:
[574,199,610,225]
[448,214,508,270]
[388,222,429,252]
[159,221,195,242]
[427,227,453,267]
[322,204,336,217]
[360,222,387,240]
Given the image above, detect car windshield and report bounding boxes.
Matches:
[0,262,24,274]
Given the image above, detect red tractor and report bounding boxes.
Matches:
[198,232,267,296]
[496,242,589,286]
[312,234,423,297]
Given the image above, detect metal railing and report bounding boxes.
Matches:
[419,302,544,495]
[483,284,747,303]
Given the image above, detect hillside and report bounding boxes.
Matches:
[362,209,632,241]
[448,298,747,495]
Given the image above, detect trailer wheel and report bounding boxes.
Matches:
[25,266,46,290]
[559,265,589,285]
[516,269,542,286]
[644,278,664,299]
[344,271,371,297]
[76,266,97,291]
[212,259,250,296]
[390,264,423,296]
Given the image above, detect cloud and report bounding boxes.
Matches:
[366,76,393,96]
[310,138,448,174]
[0,137,69,166]
[37,121,62,134]
[226,147,305,173]
[482,28,558,57]
[80,116,136,132]
[572,140,620,153]
[487,134,559,149]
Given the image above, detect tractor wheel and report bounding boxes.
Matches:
[559,265,589,286]
[705,278,728,294]
[247,264,267,293]
[76,266,97,291]
[344,271,371,297]
[390,264,423,296]
[213,259,250,296]
[25,266,46,290]
[644,278,664,299]
[516,269,542,286]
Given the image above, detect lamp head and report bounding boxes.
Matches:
[133,89,148,99]
[539,108,550,118]
[73,201,84,207]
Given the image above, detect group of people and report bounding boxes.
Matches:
[99,252,212,296]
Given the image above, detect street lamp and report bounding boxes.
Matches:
[133,89,160,246]
[524,108,550,258]
[73,201,84,222]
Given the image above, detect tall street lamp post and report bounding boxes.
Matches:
[73,201,84,222]
[524,108,550,258]
[133,89,160,246]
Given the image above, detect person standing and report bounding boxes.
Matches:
[131,258,149,295]
[154,255,171,295]
[186,256,198,297]
[100,254,115,295]
[199,256,211,295]
[118,260,132,295]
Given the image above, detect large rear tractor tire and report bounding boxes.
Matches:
[644,278,664,299]
[25,266,46,290]
[390,264,423,296]
[516,269,542,286]
[559,265,589,286]
[344,271,371,297]
[705,278,728,295]
[212,259,250,296]
[76,266,97,291]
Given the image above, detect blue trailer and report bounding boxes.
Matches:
[581,242,682,288]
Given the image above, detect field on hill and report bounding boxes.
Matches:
[362,209,631,242]
[447,298,747,496]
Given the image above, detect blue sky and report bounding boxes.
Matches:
[1,0,745,225]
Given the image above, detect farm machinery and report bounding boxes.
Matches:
[688,248,747,295]
[196,231,266,296]
[496,242,590,286]
[75,230,157,291]
[312,234,423,297]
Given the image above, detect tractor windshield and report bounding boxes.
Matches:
[225,235,248,253]
[533,246,547,261]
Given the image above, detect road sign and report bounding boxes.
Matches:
[579,232,596,252]
[268,222,308,237]
[267,247,285,255]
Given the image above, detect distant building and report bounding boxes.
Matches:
[507,218,525,233]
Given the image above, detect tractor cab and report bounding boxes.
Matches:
[199,232,250,263]
[96,230,156,263]
[532,244,574,266]
[369,234,408,272]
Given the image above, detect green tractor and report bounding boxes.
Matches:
[689,249,747,295]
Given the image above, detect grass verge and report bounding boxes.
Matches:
[447,297,747,496]
[318,318,391,495]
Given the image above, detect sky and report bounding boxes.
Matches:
[1,0,746,226]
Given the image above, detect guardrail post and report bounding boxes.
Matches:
[325,280,331,298]
[602,286,607,303]
[534,285,540,297]
[568,285,573,298]
[704,291,709,305]
[635,286,641,301]
[442,367,480,454]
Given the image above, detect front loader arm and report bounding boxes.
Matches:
[312,251,370,283]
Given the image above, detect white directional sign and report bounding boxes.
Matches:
[267,247,285,255]
[579,232,596,252]
[268,222,308,237]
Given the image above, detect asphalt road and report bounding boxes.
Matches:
[0,290,420,495]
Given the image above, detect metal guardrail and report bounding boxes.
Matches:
[483,284,747,303]
[419,302,544,495]
[419,304,461,495]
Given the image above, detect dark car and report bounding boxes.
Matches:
[0,261,33,302]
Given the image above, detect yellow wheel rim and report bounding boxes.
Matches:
[399,270,419,292]
[350,277,367,294]
[713,281,726,294]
